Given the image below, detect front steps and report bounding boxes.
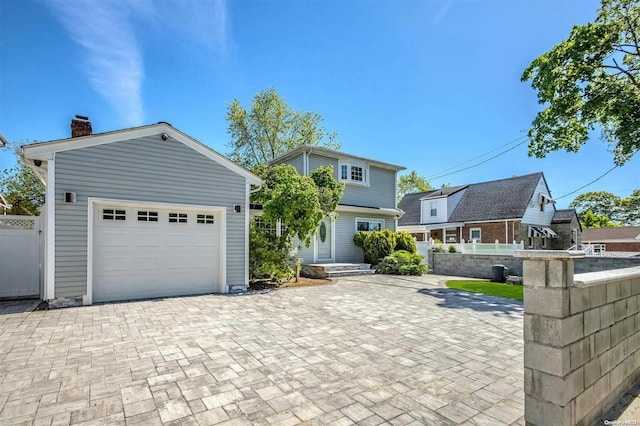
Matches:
[301,263,374,279]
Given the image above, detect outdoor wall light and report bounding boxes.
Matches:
[234,205,241,213]
[65,192,76,203]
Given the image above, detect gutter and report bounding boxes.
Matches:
[0,132,8,147]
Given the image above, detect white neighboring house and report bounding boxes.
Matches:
[21,117,262,305]
[398,172,580,250]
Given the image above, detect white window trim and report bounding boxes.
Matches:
[355,217,385,233]
[86,198,226,306]
[469,227,481,243]
[338,159,369,187]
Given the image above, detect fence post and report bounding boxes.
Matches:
[513,250,585,426]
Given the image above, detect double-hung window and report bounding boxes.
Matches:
[469,228,481,242]
[430,202,438,217]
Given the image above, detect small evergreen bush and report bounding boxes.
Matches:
[353,231,368,249]
[362,229,397,265]
[375,250,427,276]
[395,231,417,253]
[448,245,457,253]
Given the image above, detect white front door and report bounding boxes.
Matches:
[316,217,332,261]
[92,202,222,303]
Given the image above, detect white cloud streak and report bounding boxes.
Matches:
[48,0,228,127]
[432,0,453,27]
[49,0,144,126]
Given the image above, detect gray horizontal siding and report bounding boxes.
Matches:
[335,212,396,263]
[308,154,339,177]
[342,166,396,209]
[307,154,397,209]
[54,136,247,298]
[287,153,305,175]
[292,237,314,265]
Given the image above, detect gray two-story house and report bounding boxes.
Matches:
[270,146,405,264]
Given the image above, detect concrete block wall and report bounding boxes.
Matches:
[429,252,640,280]
[430,253,523,279]
[515,250,640,426]
[575,257,640,274]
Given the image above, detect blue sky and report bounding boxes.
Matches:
[1,0,638,209]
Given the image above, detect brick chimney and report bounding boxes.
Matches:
[71,115,92,138]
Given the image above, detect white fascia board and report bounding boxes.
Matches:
[336,205,402,216]
[463,218,521,224]
[417,222,465,230]
[397,225,430,233]
[21,124,264,186]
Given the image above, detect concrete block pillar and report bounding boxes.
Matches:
[514,250,585,426]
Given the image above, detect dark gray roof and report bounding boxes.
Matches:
[552,209,578,224]
[398,186,467,226]
[398,190,436,226]
[419,185,467,200]
[449,173,544,222]
[398,172,546,226]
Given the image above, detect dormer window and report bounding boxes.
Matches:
[430,202,437,217]
[339,160,368,185]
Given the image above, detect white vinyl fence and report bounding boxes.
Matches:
[0,215,41,298]
[417,239,525,259]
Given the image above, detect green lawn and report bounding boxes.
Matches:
[445,280,523,301]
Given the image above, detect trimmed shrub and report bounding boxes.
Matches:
[448,245,457,253]
[362,229,396,265]
[395,231,417,253]
[353,231,368,249]
[375,250,427,276]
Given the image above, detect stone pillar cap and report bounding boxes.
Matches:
[513,250,585,260]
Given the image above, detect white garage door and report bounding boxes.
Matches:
[92,203,222,303]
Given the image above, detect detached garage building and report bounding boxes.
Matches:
[21,118,262,305]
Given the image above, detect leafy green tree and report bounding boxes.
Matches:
[581,209,618,228]
[310,166,345,216]
[249,164,343,281]
[522,0,640,165]
[620,189,640,225]
[397,170,433,201]
[569,191,623,223]
[226,88,341,170]
[0,164,45,215]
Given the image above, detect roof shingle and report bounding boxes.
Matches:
[398,172,545,226]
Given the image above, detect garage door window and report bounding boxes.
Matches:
[169,213,188,223]
[197,214,215,224]
[103,209,126,221]
[138,211,159,222]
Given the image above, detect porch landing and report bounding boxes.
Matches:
[301,263,374,279]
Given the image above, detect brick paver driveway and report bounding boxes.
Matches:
[0,275,524,425]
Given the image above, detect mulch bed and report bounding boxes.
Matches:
[249,277,333,291]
